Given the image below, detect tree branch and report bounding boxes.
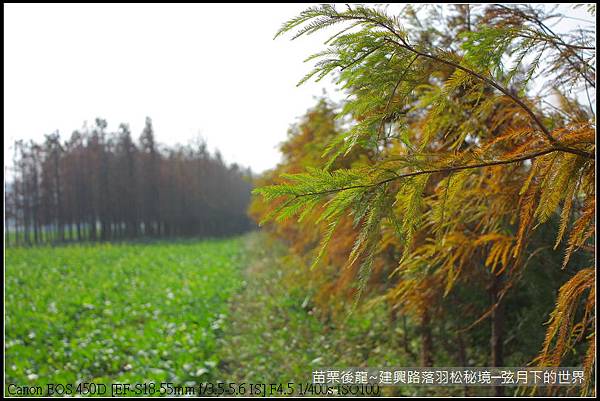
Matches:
[339,43,385,71]
[496,4,596,87]
[377,54,419,143]
[382,38,594,159]
[320,7,594,159]
[292,147,581,198]
[516,33,595,51]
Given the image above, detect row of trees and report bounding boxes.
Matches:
[6,117,254,245]
[253,4,595,396]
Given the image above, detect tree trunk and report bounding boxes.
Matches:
[420,308,434,367]
[490,274,505,397]
[457,333,469,396]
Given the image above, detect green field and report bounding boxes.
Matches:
[5,234,451,397]
[5,237,247,393]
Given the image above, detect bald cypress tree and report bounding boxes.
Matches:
[255,4,595,395]
[7,116,254,244]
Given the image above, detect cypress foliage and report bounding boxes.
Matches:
[254,4,595,395]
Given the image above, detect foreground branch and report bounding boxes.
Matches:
[294,147,577,198]
[326,8,594,159]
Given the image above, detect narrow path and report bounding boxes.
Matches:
[217,232,409,396]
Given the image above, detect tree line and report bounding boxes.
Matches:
[253,4,595,396]
[5,117,254,245]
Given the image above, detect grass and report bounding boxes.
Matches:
[6,232,468,396]
[218,233,413,396]
[5,237,247,393]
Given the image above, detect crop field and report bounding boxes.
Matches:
[4,238,246,392]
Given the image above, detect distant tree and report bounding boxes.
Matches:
[6,117,254,245]
[139,117,160,236]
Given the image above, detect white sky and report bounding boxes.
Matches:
[4,4,595,173]
[4,3,345,173]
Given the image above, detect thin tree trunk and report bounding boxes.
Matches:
[491,274,505,397]
[457,333,469,396]
[420,308,434,367]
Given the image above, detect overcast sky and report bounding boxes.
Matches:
[4,4,594,173]
[4,3,347,173]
